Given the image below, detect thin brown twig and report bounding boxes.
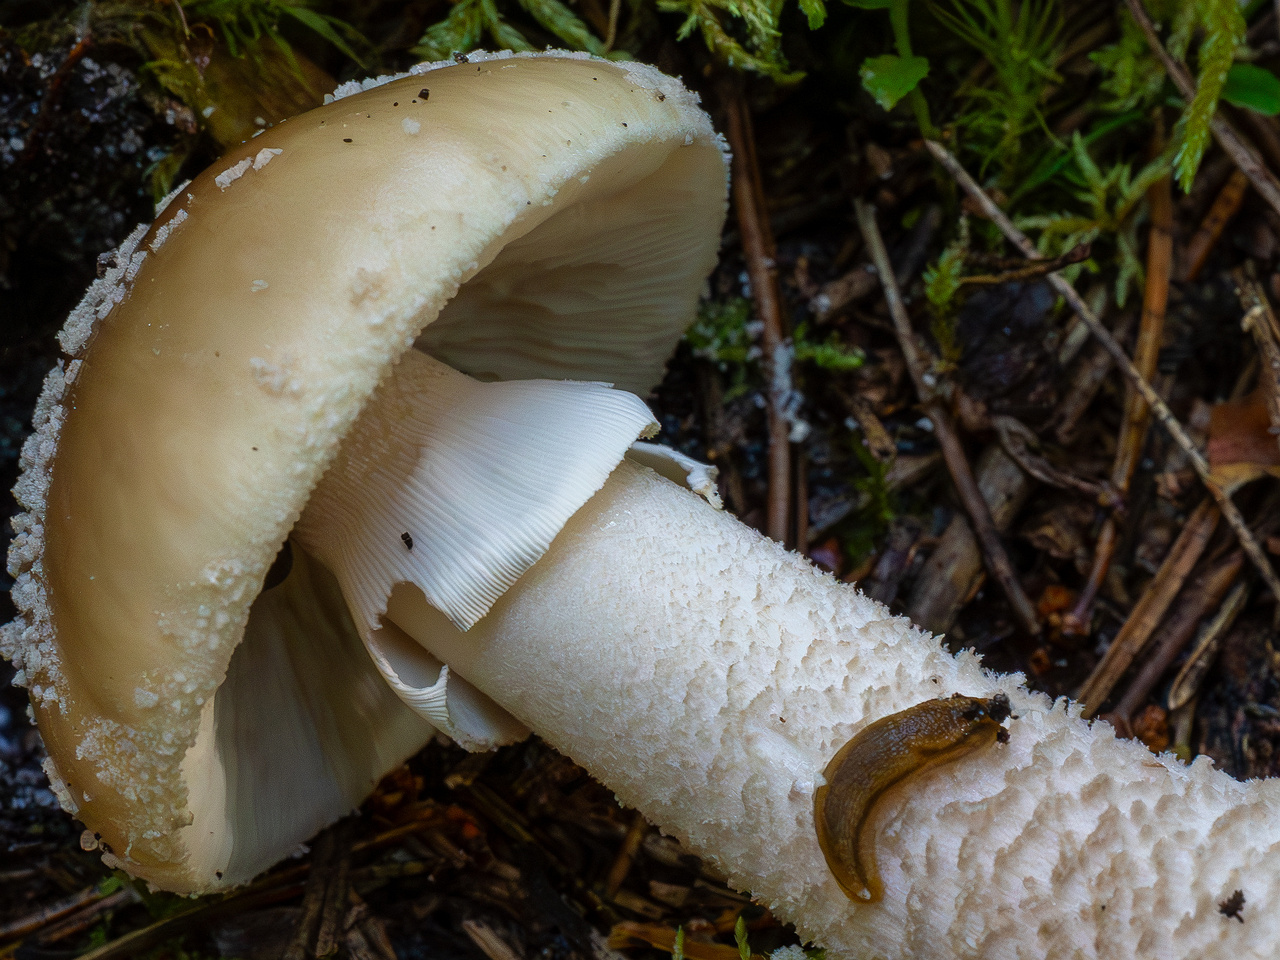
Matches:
[956,243,1091,288]
[1065,146,1172,635]
[855,200,1041,635]
[604,812,649,898]
[1111,548,1244,727]
[1184,170,1250,283]
[795,446,810,552]
[0,885,101,941]
[1053,314,1136,445]
[1122,0,1280,220]
[1078,498,1220,716]
[1168,579,1251,711]
[723,84,791,544]
[1235,267,1280,453]
[13,889,138,949]
[925,138,1280,619]
[285,824,341,960]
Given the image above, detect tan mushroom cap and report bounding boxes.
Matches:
[4,52,728,891]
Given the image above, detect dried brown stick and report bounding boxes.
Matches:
[1077,498,1220,716]
[795,446,810,551]
[19,889,138,948]
[957,243,1090,287]
[0,884,100,941]
[1235,268,1280,453]
[1122,0,1280,220]
[991,415,1116,504]
[1184,170,1250,283]
[1053,314,1136,445]
[285,824,340,960]
[605,812,650,898]
[1168,580,1251,711]
[905,445,1032,635]
[855,200,1040,635]
[723,86,791,545]
[73,880,307,960]
[314,823,355,957]
[1111,548,1244,726]
[925,138,1280,616]
[1065,160,1172,634]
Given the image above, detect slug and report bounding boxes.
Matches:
[814,693,1011,904]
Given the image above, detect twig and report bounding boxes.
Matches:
[1235,267,1280,453]
[1122,0,1280,220]
[1066,151,1172,634]
[0,884,100,940]
[795,446,810,551]
[463,919,526,960]
[1110,548,1244,727]
[925,138,1280,618]
[956,243,1090,288]
[1168,580,1251,711]
[723,84,791,544]
[1053,314,1136,445]
[314,824,354,957]
[285,825,341,960]
[604,812,649,898]
[905,446,1032,635]
[17,888,138,947]
[71,880,306,960]
[991,414,1118,505]
[17,34,93,168]
[609,922,766,960]
[856,200,1040,635]
[1184,170,1250,282]
[1077,498,1220,716]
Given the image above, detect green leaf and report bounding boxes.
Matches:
[673,928,685,960]
[413,0,484,60]
[1173,0,1244,191]
[514,0,607,53]
[282,6,366,66]
[859,53,929,110]
[734,917,751,960]
[1223,62,1280,115]
[798,0,826,29]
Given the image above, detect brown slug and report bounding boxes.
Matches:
[814,693,1011,904]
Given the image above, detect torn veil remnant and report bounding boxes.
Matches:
[8,50,1280,960]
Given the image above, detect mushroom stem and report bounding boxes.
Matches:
[382,461,1280,959]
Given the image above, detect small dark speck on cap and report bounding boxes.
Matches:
[622,122,627,127]
[1219,890,1246,923]
[419,88,430,100]
[393,101,399,106]
[401,532,414,550]
[343,138,353,143]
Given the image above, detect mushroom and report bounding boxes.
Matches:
[6,50,1280,960]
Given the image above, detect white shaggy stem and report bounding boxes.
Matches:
[388,460,1280,960]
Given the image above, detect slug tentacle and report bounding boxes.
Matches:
[814,693,1011,904]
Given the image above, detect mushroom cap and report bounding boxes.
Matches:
[3,52,728,891]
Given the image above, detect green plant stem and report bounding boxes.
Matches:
[889,0,934,135]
